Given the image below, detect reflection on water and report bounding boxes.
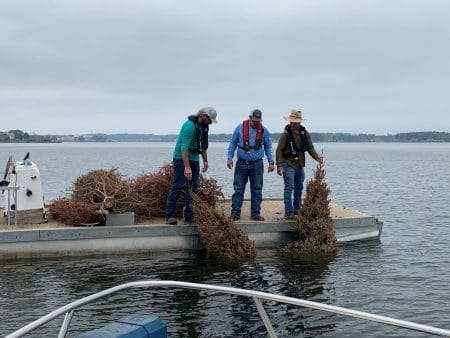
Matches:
[0,250,338,337]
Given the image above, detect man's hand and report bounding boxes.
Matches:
[276,166,283,176]
[268,163,275,173]
[202,161,208,173]
[227,160,234,169]
[184,166,192,180]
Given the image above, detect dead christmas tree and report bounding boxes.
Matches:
[191,194,256,265]
[71,168,131,213]
[281,161,337,256]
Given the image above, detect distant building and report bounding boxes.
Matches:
[0,132,14,142]
[59,135,76,142]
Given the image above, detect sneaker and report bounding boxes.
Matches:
[230,215,240,220]
[184,218,194,225]
[284,214,296,220]
[166,217,177,225]
[251,215,265,221]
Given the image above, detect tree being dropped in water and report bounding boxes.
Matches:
[281,160,337,257]
[191,194,256,266]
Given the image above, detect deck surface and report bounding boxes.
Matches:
[0,199,368,231]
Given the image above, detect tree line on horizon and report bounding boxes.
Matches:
[2,129,450,143]
[71,131,450,143]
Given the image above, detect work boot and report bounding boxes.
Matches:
[166,217,177,225]
[251,215,265,221]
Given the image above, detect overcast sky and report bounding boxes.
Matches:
[1,0,449,135]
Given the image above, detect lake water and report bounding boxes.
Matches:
[1,142,450,337]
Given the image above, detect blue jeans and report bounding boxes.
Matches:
[282,163,305,216]
[165,158,200,221]
[231,159,264,218]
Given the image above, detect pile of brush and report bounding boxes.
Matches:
[49,197,104,226]
[126,164,175,217]
[49,163,223,225]
[281,161,337,257]
[127,164,224,217]
[191,194,256,265]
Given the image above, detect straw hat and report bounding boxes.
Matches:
[283,109,305,123]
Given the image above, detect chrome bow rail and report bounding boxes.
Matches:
[6,280,450,338]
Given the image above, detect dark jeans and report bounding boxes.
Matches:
[165,158,200,221]
[282,163,305,216]
[231,159,264,218]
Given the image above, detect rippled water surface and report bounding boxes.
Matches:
[1,142,450,337]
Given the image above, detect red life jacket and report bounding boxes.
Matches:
[240,119,264,152]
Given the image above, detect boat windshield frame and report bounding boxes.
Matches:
[6,280,450,338]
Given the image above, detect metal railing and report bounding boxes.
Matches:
[6,280,450,338]
[3,186,19,228]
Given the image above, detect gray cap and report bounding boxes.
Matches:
[198,107,217,123]
[249,109,262,121]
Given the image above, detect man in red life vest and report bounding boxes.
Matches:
[227,109,275,221]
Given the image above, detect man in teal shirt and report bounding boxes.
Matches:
[165,107,218,225]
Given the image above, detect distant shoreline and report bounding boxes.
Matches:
[1,131,450,143]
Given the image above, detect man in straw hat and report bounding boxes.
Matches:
[227,109,275,221]
[165,107,218,225]
[276,109,323,220]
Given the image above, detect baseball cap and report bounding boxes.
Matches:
[250,109,262,122]
[198,107,217,123]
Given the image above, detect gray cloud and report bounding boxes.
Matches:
[1,0,449,134]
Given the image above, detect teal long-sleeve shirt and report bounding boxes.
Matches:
[173,119,200,161]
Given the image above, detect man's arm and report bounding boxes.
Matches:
[227,126,239,169]
[276,133,287,176]
[179,121,196,179]
[181,150,192,179]
[201,150,208,173]
[263,128,275,172]
[306,131,323,163]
